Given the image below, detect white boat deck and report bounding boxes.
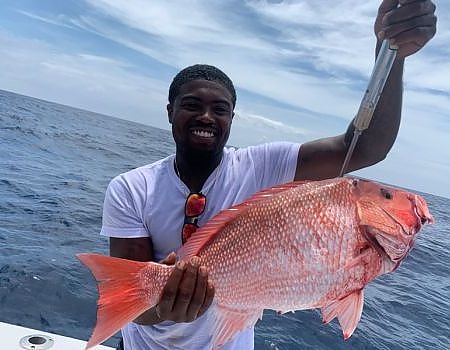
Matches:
[1,322,114,350]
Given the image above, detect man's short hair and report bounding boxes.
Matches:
[168,64,236,107]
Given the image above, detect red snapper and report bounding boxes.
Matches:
[78,177,433,349]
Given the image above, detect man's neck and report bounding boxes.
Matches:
[175,150,223,192]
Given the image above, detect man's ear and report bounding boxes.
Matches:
[232,111,235,119]
[167,104,173,124]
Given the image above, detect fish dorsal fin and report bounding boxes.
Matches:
[237,180,310,204]
[177,181,308,260]
[210,304,263,349]
[321,289,365,340]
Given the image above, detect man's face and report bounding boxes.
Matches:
[167,79,234,155]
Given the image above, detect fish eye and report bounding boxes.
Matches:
[352,179,358,187]
[380,188,393,199]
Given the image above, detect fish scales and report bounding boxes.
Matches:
[196,179,372,311]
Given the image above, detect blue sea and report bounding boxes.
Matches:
[0,89,448,350]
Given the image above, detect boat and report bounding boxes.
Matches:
[1,321,114,349]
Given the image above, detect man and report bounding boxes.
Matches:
[101,1,437,349]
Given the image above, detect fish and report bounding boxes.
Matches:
[77,177,434,349]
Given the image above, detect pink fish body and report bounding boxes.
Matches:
[78,177,433,349]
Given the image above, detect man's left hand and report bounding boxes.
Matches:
[375,0,437,59]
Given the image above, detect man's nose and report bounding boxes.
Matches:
[199,107,214,120]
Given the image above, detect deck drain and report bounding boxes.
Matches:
[19,334,54,349]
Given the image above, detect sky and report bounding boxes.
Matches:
[0,0,449,198]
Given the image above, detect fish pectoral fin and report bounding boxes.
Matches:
[321,289,364,340]
[211,305,262,349]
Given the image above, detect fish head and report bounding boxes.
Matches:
[353,178,434,273]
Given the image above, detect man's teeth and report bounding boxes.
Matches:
[192,130,214,137]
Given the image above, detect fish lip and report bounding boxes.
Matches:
[411,194,434,225]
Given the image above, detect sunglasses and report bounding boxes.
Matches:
[181,192,206,244]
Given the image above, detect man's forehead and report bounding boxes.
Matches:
[178,80,233,101]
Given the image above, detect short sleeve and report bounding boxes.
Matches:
[246,142,300,190]
[100,174,149,238]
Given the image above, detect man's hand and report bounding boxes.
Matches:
[375,0,437,58]
[155,253,215,323]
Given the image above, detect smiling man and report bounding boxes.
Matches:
[99,1,437,349]
[167,76,236,193]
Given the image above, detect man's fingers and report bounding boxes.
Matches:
[157,260,186,317]
[389,26,435,57]
[185,266,208,321]
[197,280,215,318]
[156,257,214,323]
[375,0,436,57]
[382,1,436,26]
[171,257,200,318]
[159,251,177,265]
[379,0,400,15]
[399,0,428,5]
[382,13,437,40]
[376,0,399,38]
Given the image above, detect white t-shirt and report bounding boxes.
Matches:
[100,142,300,350]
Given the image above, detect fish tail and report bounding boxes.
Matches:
[77,253,168,349]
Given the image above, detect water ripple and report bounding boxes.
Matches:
[0,89,448,349]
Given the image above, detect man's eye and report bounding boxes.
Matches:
[214,107,230,115]
[182,103,199,111]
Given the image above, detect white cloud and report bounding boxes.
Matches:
[1,1,449,197]
[229,109,310,146]
[0,31,168,128]
[236,111,308,135]
[16,10,78,30]
[76,1,448,126]
[70,1,364,122]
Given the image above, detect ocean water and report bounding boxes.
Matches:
[0,89,448,350]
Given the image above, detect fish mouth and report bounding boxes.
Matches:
[372,194,432,262]
[412,194,434,226]
[358,192,433,274]
[363,197,429,273]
